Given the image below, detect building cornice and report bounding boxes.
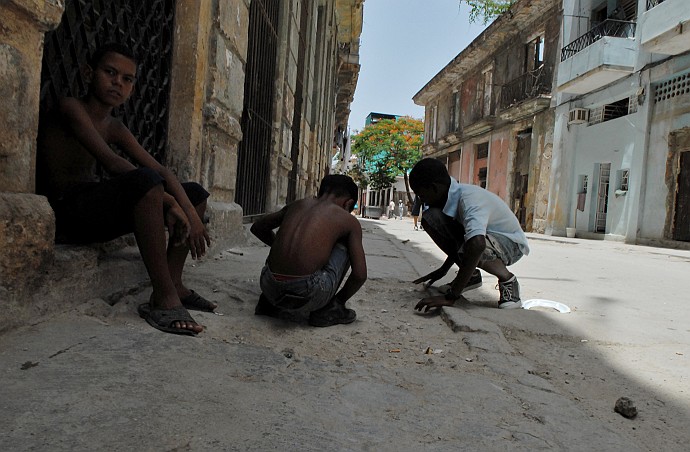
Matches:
[413,0,559,106]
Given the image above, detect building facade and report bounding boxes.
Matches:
[0,0,363,329]
[413,0,560,233]
[549,0,690,245]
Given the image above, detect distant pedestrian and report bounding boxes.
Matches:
[411,195,423,230]
[398,200,404,220]
[389,200,396,219]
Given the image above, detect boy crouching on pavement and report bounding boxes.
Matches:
[37,43,216,336]
[409,158,529,312]
[250,175,367,327]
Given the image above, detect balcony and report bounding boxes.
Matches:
[639,0,690,55]
[498,66,553,121]
[558,20,637,94]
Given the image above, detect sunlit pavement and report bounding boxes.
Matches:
[372,213,690,407]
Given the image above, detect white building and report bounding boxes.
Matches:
[548,0,690,245]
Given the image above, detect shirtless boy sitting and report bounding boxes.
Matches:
[250,175,367,327]
[37,43,216,336]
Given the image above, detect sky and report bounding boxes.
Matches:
[348,0,488,133]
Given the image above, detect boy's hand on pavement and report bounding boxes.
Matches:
[413,267,449,289]
[415,295,454,313]
[165,204,190,246]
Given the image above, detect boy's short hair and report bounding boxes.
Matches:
[409,158,450,191]
[89,42,138,68]
[318,174,358,203]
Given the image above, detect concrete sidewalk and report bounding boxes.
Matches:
[1,216,689,451]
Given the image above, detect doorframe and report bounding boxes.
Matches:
[665,128,690,240]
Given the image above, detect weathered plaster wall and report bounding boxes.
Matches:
[640,55,690,240]
[529,109,555,233]
[488,132,511,201]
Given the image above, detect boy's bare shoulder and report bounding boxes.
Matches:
[56,96,85,115]
[289,198,360,227]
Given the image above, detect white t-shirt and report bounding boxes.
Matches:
[442,179,530,256]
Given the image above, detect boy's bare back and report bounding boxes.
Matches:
[264,197,363,276]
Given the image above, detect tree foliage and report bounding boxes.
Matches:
[461,0,514,24]
[351,116,424,202]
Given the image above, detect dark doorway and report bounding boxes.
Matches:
[673,151,690,241]
[40,0,176,163]
[235,0,280,217]
[512,131,531,229]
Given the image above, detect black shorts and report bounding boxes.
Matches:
[411,197,422,216]
[50,167,210,244]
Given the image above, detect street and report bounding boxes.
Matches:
[1,216,689,451]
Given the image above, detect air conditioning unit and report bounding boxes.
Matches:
[568,108,589,125]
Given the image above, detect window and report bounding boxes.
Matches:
[588,97,634,125]
[482,68,493,117]
[475,78,485,115]
[475,143,489,188]
[477,167,488,188]
[432,105,438,142]
[618,169,629,191]
[474,67,493,119]
[476,142,489,159]
[580,174,589,193]
[525,34,545,72]
[450,91,460,131]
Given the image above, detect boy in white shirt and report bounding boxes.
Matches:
[409,158,529,311]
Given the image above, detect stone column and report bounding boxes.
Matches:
[167,0,248,250]
[0,1,64,294]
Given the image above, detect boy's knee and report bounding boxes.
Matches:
[127,167,165,197]
[182,182,211,207]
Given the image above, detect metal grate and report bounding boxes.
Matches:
[235,0,279,216]
[588,97,635,125]
[40,0,176,163]
[561,20,636,62]
[499,65,553,110]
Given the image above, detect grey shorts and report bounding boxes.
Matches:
[421,207,523,267]
[483,233,523,266]
[259,243,350,313]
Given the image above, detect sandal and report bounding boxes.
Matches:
[138,303,200,336]
[180,290,217,312]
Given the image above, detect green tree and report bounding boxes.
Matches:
[351,116,423,205]
[461,0,514,24]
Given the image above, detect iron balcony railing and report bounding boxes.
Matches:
[647,0,665,9]
[561,19,637,62]
[499,65,553,110]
